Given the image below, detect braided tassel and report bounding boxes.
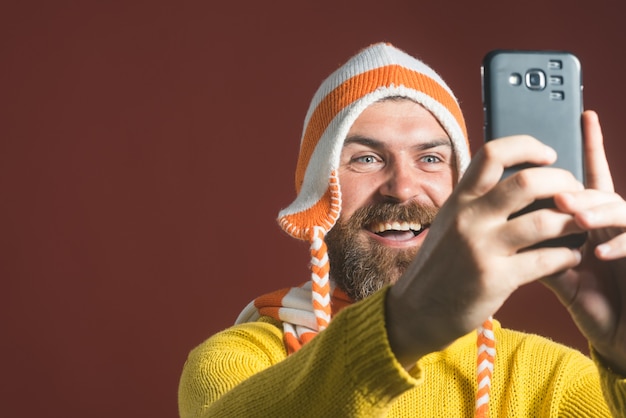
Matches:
[476,317,495,418]
[309,226,331,331]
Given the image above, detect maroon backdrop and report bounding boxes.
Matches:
[3,1,626,416]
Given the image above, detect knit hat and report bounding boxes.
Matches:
[277,43,494,417]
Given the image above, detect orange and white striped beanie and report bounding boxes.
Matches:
[273,42,494,417]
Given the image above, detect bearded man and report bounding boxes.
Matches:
[178,43,626,417]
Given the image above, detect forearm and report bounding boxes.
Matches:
[178,288,420,418]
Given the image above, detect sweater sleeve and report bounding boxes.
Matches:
[177,287,421,418]
[591,348,626,417]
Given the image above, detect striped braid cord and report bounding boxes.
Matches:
[309,226,332,331]
[475,317,495,418]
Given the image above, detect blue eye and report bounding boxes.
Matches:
[356,155,378,164]
[422,155,441,164]
[346,153,384,173]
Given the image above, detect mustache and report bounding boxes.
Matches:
[342,201,439,229]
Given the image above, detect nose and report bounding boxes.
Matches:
[379,159,422,203]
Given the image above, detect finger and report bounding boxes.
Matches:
[556,191,626,228]
[556,193,626,259]
[595,232,626,260]
[582,110,615,192]
[555,189,622,214]
[459,135,557,198]
[578,200,626,230]
[479,166,583,217]
[509,246,582,286]
[498,209,584,251]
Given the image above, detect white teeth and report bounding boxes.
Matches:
[371,221,423,233]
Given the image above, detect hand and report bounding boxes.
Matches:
[387,134,585,368]
[543,110,626,375]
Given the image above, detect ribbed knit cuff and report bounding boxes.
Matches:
[338,286,422,407]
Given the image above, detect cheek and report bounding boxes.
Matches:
[337,168,390,219]
[422,173,455,206]
[338,179,370,220]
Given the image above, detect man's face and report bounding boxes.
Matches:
[326,99,457,301]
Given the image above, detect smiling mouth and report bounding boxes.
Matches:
[368,221,427,239]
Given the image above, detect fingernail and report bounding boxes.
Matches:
[582,210,597,224]
[560,192,573,205]
[545,146,557,160]
[596,244,611,258]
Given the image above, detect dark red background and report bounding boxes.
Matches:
[3,1,625,416]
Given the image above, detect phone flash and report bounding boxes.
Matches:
[508,73,522,86]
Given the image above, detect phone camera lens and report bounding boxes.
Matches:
[525,69,546,90]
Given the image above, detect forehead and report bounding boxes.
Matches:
[345,98,451,147]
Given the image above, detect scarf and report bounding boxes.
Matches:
[235,281,352,354]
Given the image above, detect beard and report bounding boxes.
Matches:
[325,202,439,302]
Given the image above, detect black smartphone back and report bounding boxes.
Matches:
[482,50,584,181]
[481,50,585,248]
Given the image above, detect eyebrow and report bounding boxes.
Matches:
[343,135,452,151]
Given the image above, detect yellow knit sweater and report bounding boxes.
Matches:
[178,288,626,417]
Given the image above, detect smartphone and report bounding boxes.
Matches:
[481,50,586,248]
